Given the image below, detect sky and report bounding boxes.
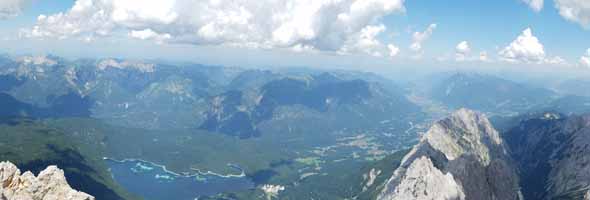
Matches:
[0,0,589,76]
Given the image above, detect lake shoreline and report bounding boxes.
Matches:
[103,157,247,178]
[104,157,255,200]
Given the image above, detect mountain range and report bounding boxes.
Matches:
[0,55,420,137]
[426,73,556,115]
[1,55,590,199]
[0,55,425,200]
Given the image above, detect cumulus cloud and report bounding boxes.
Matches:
[499,28,546,63]
[455,41,471,61]
[410,24,437,52]
[338,24,388,57]
[555,0,590,28]
[25,0,406,56]
[0,0,29,19]
[580,48,590,67]
[499,28,570,65]
[521,0,544,12]
[387,44,400,57]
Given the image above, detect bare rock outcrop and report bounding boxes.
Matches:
[0,161,94,200]
[378,108,521,200]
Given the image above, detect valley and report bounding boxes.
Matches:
[0,55,589,199]
[0,55,432,199]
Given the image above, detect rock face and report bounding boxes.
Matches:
[378,108,521,200]
[505,113,590,200]
[373,109,590,200]
[0,161,94,200]
[385,156,465,200]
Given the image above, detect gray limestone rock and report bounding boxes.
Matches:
[0,161,94,200]
[378,108,521,200]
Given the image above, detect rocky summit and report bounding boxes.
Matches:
[0,161,94,200]
[378,108,521,200]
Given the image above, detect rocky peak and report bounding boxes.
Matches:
[0,161,94,200]
[385,156,466,200]
[97,59,155,73]
[424,108,504,165]
[378,108,521,200]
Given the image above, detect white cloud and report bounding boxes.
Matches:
[410,23,437,52]
[498,28,546,63]
[129,29,172,44]
[0,0,29,19]
[291,44,316,53]
[580,48,590,67]
[25,0,406,56]
[387,44,400,57]
[521,0,544,12]
[339,24,388,57]
[545,56,567,65]
[555,0,590,28]
[498,28,571,66]
[455,41,471,61]
[81,35,95,43]
[479,51,489,62]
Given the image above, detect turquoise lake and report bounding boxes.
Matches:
[106,159,254,200]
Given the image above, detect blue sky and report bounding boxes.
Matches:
[392,0,589,61]
[1,0,589,74]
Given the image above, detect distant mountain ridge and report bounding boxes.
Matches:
[428,72,556,115]
[200,74,382,138]
[555,79,590,97]
[0,92,92,119]
[0,55,420,139]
